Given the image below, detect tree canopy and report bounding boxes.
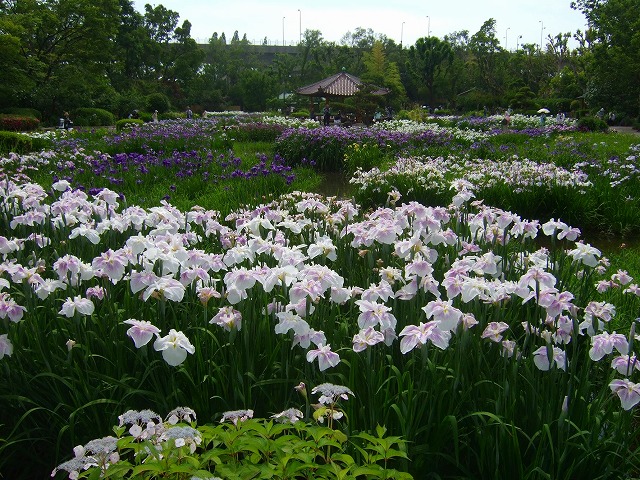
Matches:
[2,0,638,123]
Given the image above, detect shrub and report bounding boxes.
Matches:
[546,97,573,113]
[0,108,42,120]
[162,111,186,120]
[407,107,430,122]
[0,131,48,154]
[72,108,115,127]
[145,93,171,113]
[111,94,143,119]
[52,405,412,480]
[578,116,609,132]
[0,115,40,132]
[115,118,144,131]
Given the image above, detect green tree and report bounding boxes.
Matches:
[1,0,121,116]
[239,69,277,111]
[0,17,33,108]
[407,37,453,106]
[468,19,504,95]
[298,29,326,83]
[441,31,473,107]
[109,0,151,91]
[571,0,640,117]
[362,41,406,108]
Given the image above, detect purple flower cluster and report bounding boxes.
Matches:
[104,119,223,152]
[53,148,296,194]
[275,126,453,172]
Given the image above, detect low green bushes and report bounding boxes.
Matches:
[0,131,48,155]
[0,107,42,120]
[578,116,609,132]
[344,142,391,177]
[72,107,115,127]
[115,118,144,131]
[53,409,412,480]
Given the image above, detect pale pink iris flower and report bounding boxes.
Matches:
[610,379,640,410]
[589,332,629,361]
[352,326,385,353]
[422,299,463,331]
[210,306,242,332]
[306,344,340,371]
[0,334,13,359]
[399,321,451,354]
[59,296,95,318]
[124,319,161,348]
[532,345,567,371]
[481,322,510,343]
[142,277,185,302]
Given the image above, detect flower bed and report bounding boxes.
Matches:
[1,177,640,478]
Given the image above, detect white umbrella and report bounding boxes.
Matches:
[537,108,550,114]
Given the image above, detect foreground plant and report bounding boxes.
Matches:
[52,390,412,480]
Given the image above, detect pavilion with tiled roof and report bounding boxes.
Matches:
[297,70,390,98]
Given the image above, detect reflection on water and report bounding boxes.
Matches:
[585,234,640,252]
[315,172,353,199]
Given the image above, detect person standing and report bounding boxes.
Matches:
[186,106,193,119]
[152,110,158,123]
[539,111,547,126]
[323,104,330,126]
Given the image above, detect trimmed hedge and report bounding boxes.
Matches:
[0,115,40,132]
[0,108,42,120]
[72,108,115,127]
[0,131,49,155]
[115,118,144,131]
[577,116,609,132]
[145,93,171,113]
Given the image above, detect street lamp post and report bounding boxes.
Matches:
[426,15,430,37]
[282,16,285,46]
[401,21,405,47]
[539,20,545,51]
[298,9,301,44]
[505,27,510,50]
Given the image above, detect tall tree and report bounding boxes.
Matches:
[362,41,406,108]
[298,29,325,83]
[137,4,204,104]
[407,37,453,106]
[571,0,639,116]
[1,0,121,114]
[468,19,504,94]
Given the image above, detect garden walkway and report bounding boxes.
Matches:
[611,126,640,136]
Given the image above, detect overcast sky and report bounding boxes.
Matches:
[132,0,587,50]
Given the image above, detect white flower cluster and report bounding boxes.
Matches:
[351,154,592,195]
[261,115,319,129]
[372,119,490,142]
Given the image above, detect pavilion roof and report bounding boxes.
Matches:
[297,71,389,97]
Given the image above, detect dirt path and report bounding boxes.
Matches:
[610,126,640,136]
